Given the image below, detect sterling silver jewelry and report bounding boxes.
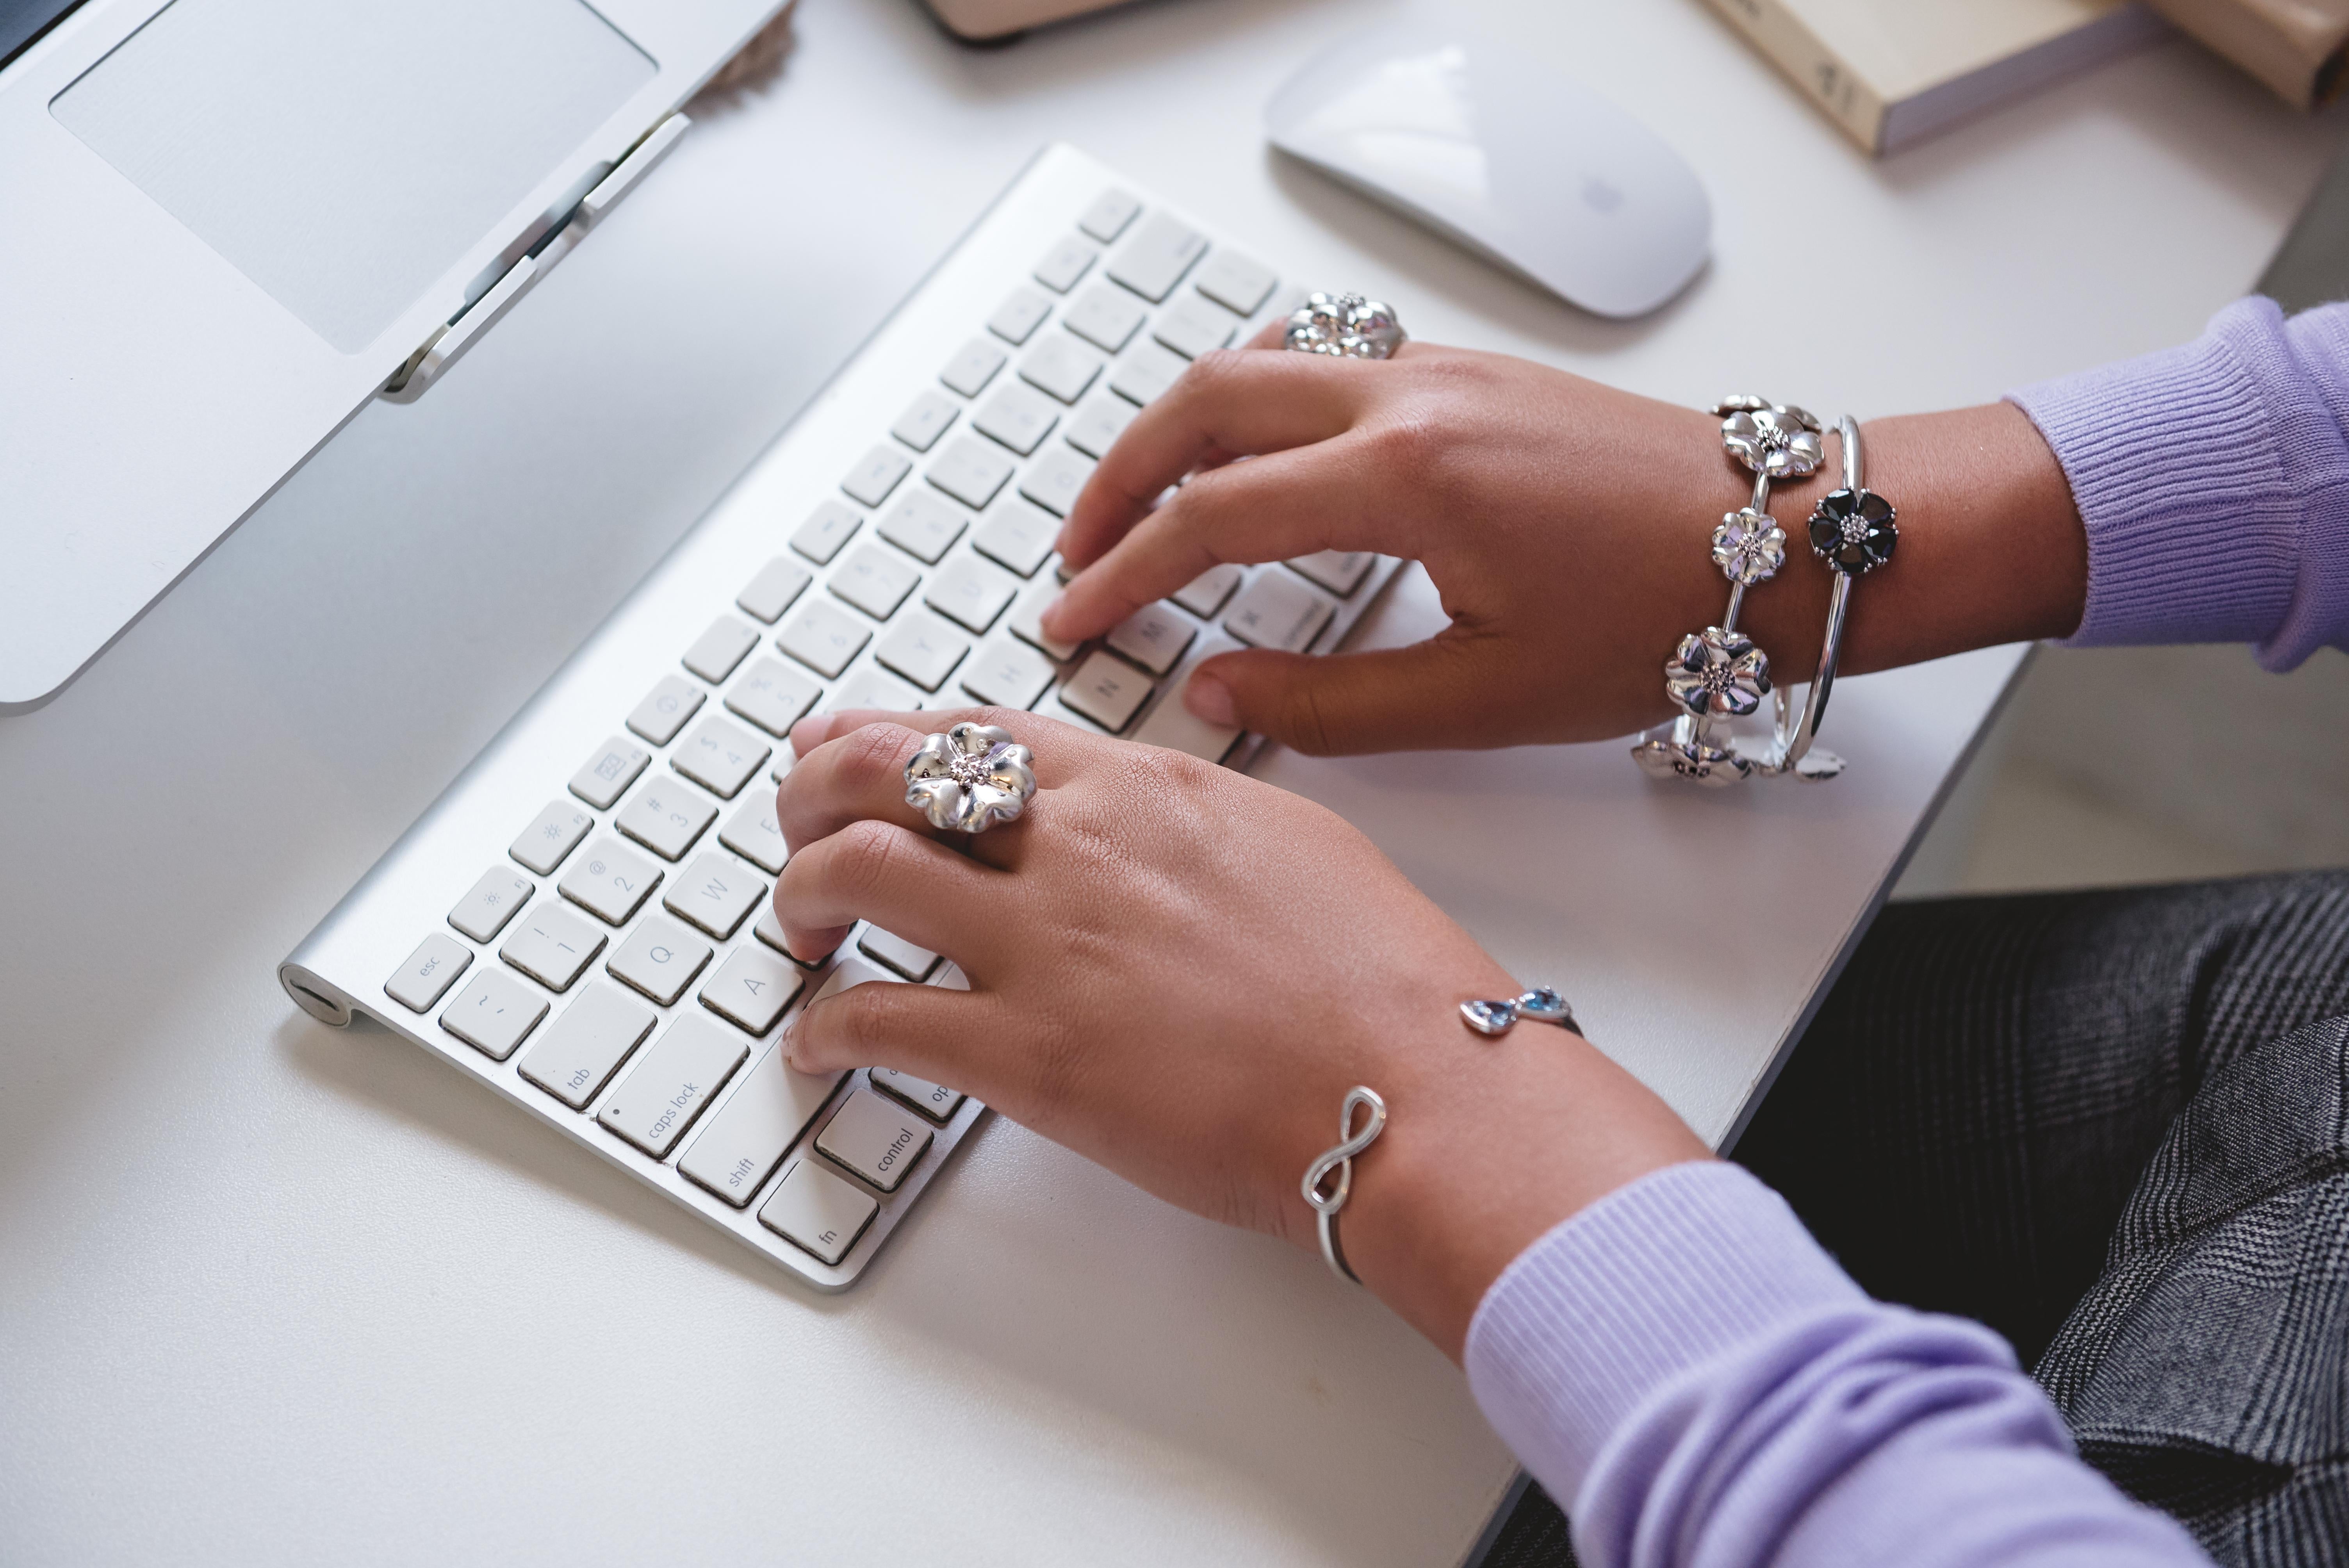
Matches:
[1301,1086,1388,1284]
[1460,987,1580,1037]
[1284,292,1406,360]
[904,722,1036,834]
[1775,414,1896,777]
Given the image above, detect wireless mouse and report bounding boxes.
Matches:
[1265,23,1712,319]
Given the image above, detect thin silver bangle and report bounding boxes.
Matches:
[1301,1086,1388,1285]
[1766,414,1898,780]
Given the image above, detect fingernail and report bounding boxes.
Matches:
[1185,670,1236,727]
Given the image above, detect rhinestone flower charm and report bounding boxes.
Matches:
[1808,486,1898,575]
[1711,508,1786,585]
[904,722,1036,834]
[1665,627,1772,718]
[1284,292,1406,360]
[1631,730,1752,786]
[1720,404,1824,479]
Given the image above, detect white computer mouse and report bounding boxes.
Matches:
[1265,23,1711,319]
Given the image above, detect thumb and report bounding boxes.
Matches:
[1183,638,1504,755]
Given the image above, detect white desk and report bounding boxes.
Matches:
[0,1,2331,1562]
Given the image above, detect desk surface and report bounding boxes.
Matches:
[1,1,2332,1562]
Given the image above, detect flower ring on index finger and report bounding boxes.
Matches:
[904,722,1037,835]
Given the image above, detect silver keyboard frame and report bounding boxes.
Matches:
[281,143,1402,1291]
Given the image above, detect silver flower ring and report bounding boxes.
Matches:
[1285,291,1406,360]
[904,722,1036,834]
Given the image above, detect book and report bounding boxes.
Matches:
[1702,0,2171,154]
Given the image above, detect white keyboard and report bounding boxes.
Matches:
[280,144,1402,1290]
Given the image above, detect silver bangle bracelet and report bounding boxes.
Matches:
[1301,1086,1388,1285]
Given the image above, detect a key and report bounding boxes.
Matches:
[1171,563,1243,618]
[558,837,662,926]
[699,944,806,1035]
[859,926,941,981]
[816,1089,933,1193]
[928,437,1016,511]
[924,552,1019,633]
[1032,235,1098,294]
[875,488,969,565]
[1057,649,1154,732]
[664,852,765,941]
[971,382,1061,456]
[971,498,1060,577]
[872,1067,966,1125]
[682,617,760,685]
[1019,336,1105,406]
[1153,292,1240,360]
[791,499,862,566]
[440,967,549,1061]
[826,666,923,713]
[1018,445,1096,517]
[735,558,813,624]
[510,800,593,876]
[1106,601,1197,675]
[1009,578,1080,661]
[500,902,607,992]
[568,738,649,811]
[678,1046,843,1208]
[876,612,972,693]
[448,867,533,943]
[626,674,706,746]
[673,716,770,800]
[724,657,822,739]
[606,915,714,1007]
[385,932,471,1012]
[718,788,788,874]
[595,1014,750,1158]
[959,633,1057,709]
[517,983,656,1110]
[1109,340,1189,406]
[940,338,1007,397]
[1132,637,1245,761]
[1063,286,1146,353]
[1064,392,1139,459]
[758,1159,878,1266]
[1077,187,1141,244]
[987,285,1053,345]
[615,777,717,862]
[890,387,960,453]
[830,543,922,621]
[1287,551,1375,597]
[778,597,874,679]
[1224,571,1336,653]
[1107,213,1207,303]
[841,445,912,508]
[1194,251,1278,316]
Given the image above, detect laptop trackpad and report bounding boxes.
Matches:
[52,0,656,353]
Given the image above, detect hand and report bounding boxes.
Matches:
[773,706,1710,1358]
[1039,335,2086,755]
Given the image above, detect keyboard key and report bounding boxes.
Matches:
[875,488,969,564]
[1063,286,1146,353]
[1107,212,1207,303]
[779,597,874,678]
[928,437,1016,510]
[718,788,788,874]
[681,617,760,684]
[817,1088,934,1192]
[876,612,972,693]
[1033,235,1098,294]
[873,1067,966,1124]
[827,666,923,713]
[1057,649,1154,732]
[510,801,593,876]
[1064,391,1139,459]
[1009,578,1080,660]
[440,968,548,1061]
[606,915,713,1006]
[791,499,862,566]
[1194,250,1278,315]
[724,657,822,738]
[615,776,717,862]
[568,737,649,811]
[501,902,607,992]
[759,1158,877,1265]
[1287,550,1375,596]
[597,1014,750,1158]
[1106,601,1197,675]
[1018,445,1096,517]
[1019,336,1105,405]
[626,673,705,745]
[558,837,662,926]
[679,1046,843,1207]
[518,983,656,1109]
[971,498,1060,577]
[971,382,1060,456]
[735,558,812,624]
[1109,339,1188,406]
[1153,292,1240,359]
[1133,637,1245,761]
[859,926,942,981]
[673,716,771,800]
[892,389,960,454]
[831,543,923,621]
[448,867,534,943]
[1078,187,1142,243]
[1224,570,1335,652]
[663,852,766,941]
[959,633,1057,709]
[925,552,1019,633]
[1172,563,1243,618]
[700,944,806,1035]
[987,285,1053,345]
[940,338,1007,397]
[842,445,912,508]
[385,933,472,1012]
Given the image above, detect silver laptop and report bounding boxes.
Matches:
[0,0,784,713]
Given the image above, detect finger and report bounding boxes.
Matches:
[773,720,939,855]
[772,817,1005,966]
[784,976,1002,1090]
[788,707,920,758]
[1178,636,1518,755]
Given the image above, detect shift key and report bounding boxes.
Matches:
[678,1047,843,1207]
[596,1014,750,1158]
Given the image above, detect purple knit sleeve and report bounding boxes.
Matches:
[1464,1162,2208,1567]
[2007,298,2349,669]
